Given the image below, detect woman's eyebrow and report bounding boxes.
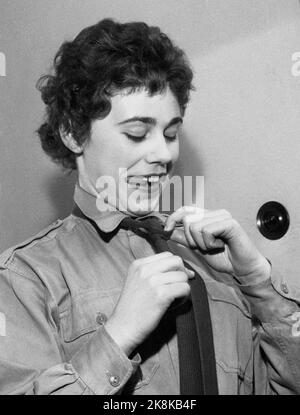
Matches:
[116,116,183,127]
[165,117,183,128]
[116,116,156,126]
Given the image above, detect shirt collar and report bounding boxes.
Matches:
[73,182,167,233]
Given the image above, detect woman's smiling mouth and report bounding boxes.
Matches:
[126,174,167,190]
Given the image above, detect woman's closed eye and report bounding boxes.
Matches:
[164,132,178,141]
[124,132,178,142]
[164,127,180,141]
[123,123,180,142]
[124,132,147,141]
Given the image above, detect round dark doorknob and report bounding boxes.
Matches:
[256,201,290,240]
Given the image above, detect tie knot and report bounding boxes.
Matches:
[119,216,173,241]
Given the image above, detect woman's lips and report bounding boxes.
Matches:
[126,174,167,190]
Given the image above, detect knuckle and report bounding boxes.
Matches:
[174,255,184,267]
[182,205,195,212]
[221,209,231,218]
[230,218,239,228]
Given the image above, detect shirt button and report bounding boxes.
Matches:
[96,312,107,325]
[281,282,289,294]
[109,375,121,387]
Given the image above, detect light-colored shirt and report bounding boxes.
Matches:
[0,183,300,394]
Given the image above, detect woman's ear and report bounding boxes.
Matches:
[59,127,83,154]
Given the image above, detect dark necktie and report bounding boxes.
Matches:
[119,215,219,395]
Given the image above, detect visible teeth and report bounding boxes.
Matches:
[147,176,160,183]
[127,175,161,185]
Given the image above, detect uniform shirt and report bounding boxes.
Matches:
[0,183,300,394]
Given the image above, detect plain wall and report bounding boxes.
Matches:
[1,0,300,285]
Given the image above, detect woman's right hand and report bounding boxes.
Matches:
[105,251,194,356]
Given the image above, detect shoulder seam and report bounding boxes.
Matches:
[6,263,45,285]
[1,218,78,268]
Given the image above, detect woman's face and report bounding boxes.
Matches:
[77,86,182,216]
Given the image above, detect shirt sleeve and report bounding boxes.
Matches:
[238,274,300,394]
[0,266,140,395]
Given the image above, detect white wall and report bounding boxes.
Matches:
[176,1,300,285]
[1,0,300,285]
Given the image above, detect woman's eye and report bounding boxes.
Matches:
[164,127,179,141]
[124,131,178,142]
[124,133,147,141]
[164,133,178,141]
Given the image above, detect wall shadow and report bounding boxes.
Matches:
[175,131,205,179]
[44,170,77,220]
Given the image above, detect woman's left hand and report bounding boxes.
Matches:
[165,206,271,282]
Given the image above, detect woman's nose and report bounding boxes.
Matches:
[145,133,173,164]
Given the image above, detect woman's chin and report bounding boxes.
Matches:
[120,197,160,217]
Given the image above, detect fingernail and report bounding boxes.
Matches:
[187,269,195,278]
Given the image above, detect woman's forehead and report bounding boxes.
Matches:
[109,87,181,123]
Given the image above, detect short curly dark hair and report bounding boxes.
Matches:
[37,18,194,170]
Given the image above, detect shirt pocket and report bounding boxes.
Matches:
[208,293,254,394]
[60,288,120,343]
[216,361,253,395]
[59,288,159,391]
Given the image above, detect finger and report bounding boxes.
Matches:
[169,227,198,248]
[188,215,232,250]
[164,206,205,231]
[140,254,194,278]
[165,209,232,249]
[169,211,231,248]
[190,219,237,251]
[156,255,195,277]
[169,212,207,248]
[169,228,190,247]
[136,251,173,265]
[202,227,225,251]
[165,207,232,232]
[160,282,191,302]
[130,252,173,275]
[151,270,193,287]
